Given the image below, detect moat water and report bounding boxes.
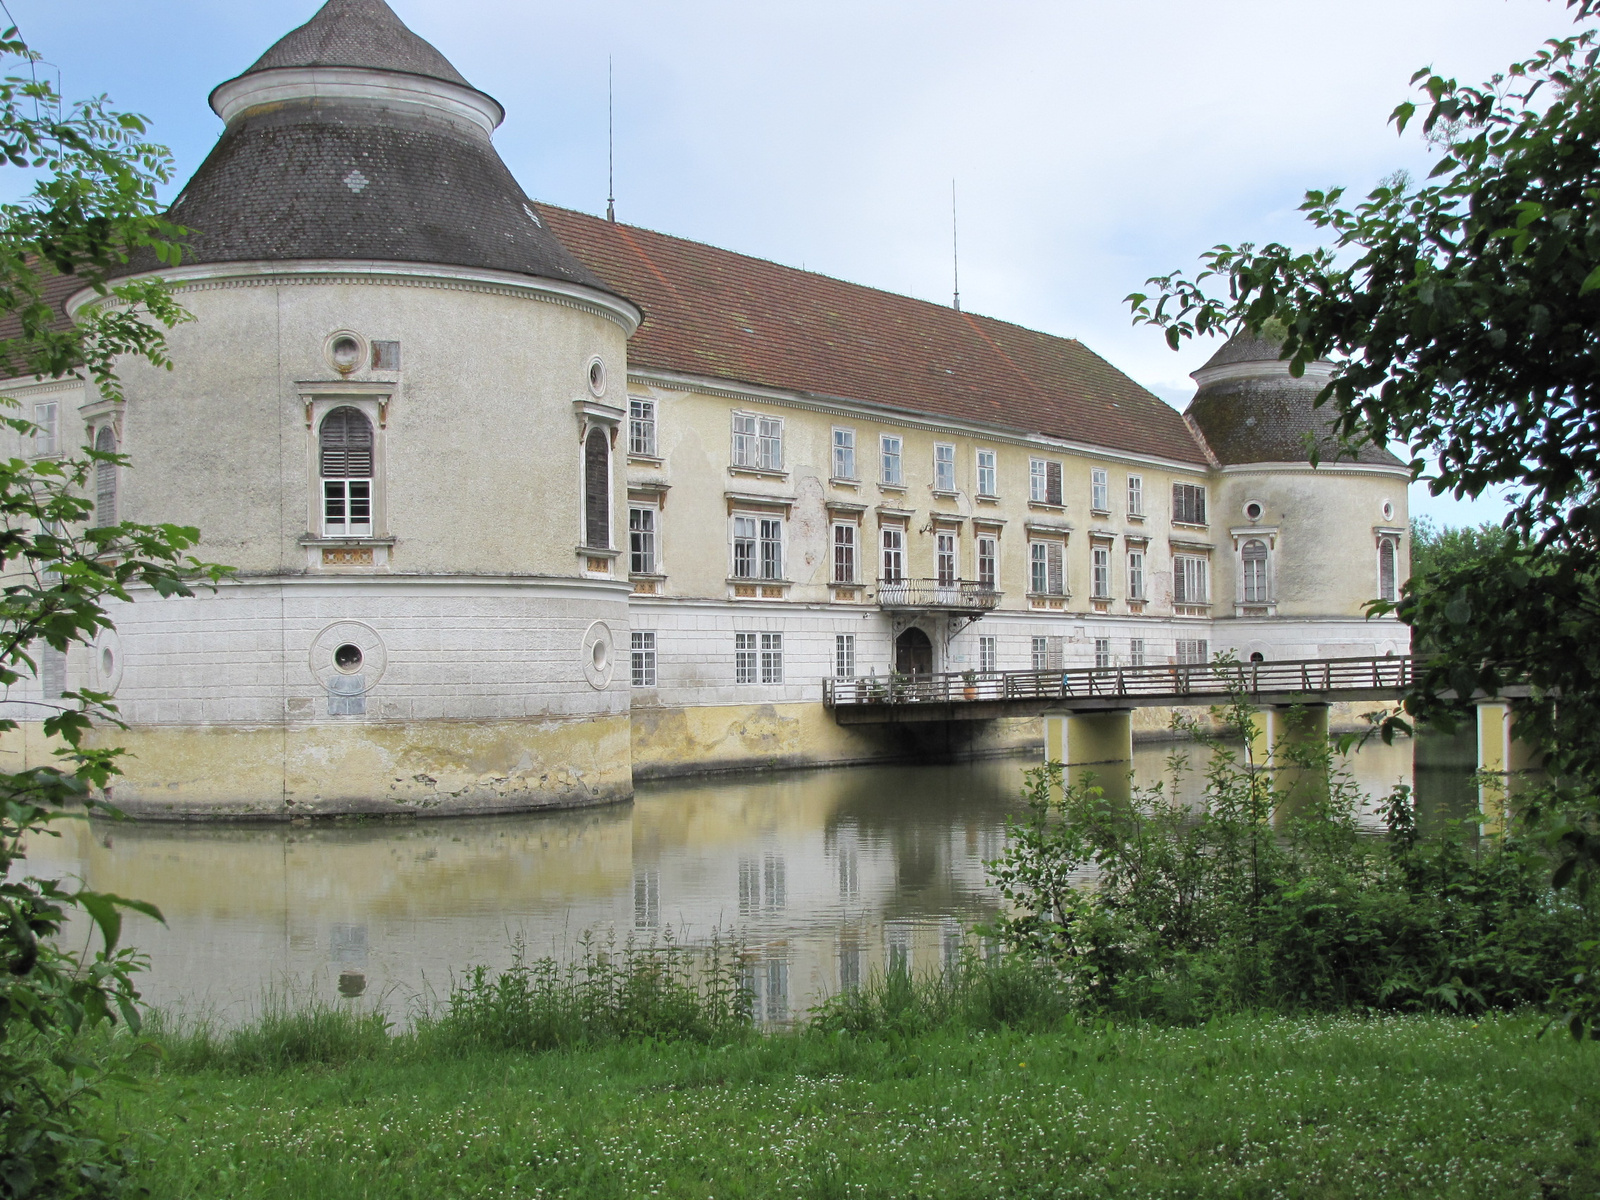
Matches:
[26,728,1479,1025]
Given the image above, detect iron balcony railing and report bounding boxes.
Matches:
[822,655,1415,708]
[874,577,1001,612]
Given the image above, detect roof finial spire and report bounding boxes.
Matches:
[951,178,960,312]
[606,57,616,223]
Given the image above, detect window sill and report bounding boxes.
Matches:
[1028,501,1065,513]
[1172,521,1209,532]
[976,493,1000,503]
[1126,513,1146,522]
[930,489,959,500]
[829,476,861,489]
[729,466,788,481]
[628,453,663,466]
[299,534,396,547]
[877,483,906,494]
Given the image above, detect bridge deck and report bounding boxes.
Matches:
[823,656,1415,725]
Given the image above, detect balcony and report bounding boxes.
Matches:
[875,577,1001,614]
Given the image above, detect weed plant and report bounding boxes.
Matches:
[988,687,1595,1022]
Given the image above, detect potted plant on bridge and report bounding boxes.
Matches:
[962,669,979,701]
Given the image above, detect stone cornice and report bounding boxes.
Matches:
[69,260,643,336]
[210,66,505,136]
[1218,460,1411,480]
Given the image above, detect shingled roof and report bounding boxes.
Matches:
[540,206,1208,465]
[239,0,472,88]
[1185,332,1403,468]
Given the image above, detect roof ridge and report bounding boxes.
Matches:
[242,0,472,89]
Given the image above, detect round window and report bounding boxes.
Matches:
[587,357,607,397]
[100,647,114,676]
[1244,500,1264,522]
[329,334,363,374]
[333,643,364,673]
[591,639,609,671]
[1382,500,1395,521]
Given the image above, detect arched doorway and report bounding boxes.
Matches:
[895,627,933,676]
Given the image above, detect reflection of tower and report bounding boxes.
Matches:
[632,869,659,929]
[831,822,861,901]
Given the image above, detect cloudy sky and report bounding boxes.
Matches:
[14,0,1575,525]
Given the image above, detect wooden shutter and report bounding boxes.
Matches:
[584,428,610,548]
[1045,461,1063,505]
[94,425,117,527]
[320,407,373,478]
[1047,542,1064,594]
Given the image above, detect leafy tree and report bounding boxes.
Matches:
[1408,517,1509,581]
[1126,2,1600,894]
[0,26,225,1198]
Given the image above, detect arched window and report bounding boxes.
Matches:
[1378,537,1398,603]
[1241,538,1268,603]
[584,427,610,549]
[320,406,373,537]
[94,425,117,527]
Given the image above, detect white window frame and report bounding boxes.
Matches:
[832,521,858,584]
[1129,637,1146,668]
[31,401,57,457]
[732,412,783,471]
[979,635,997,673]
[1173,482,1208,526]
[881,524,905,583]
[1174,554,1209,605]
[834,633,855,679]
[760,631,784,684]
[1241,539,1270,604]
[880,434,903,486]
[1127,473,1144,517]
[735,632,758,683]
[1091,467,1109,513]
[832,427,856,480]
[976,534,998,590]
[631,631,657,687]
[1094,638,1111,669]
[1091,545,1111,599]
[933,442,956,493]
[732,513,783,580]
[628,397,657,458]
[1031,637,1049,670]
[1029,540,1065,596]
[1029,457,1063,506]
[1127,549,1146,600]
[1377,535,1399,603]
[976,448,997,498]
[314,402,379,539]
[936,529,958,587]
[629,504,659,575]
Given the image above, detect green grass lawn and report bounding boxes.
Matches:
[116,1012,1599,1200]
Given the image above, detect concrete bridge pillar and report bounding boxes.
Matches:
[1263,703,1331,808]
[1044,710,1134,804]
[1475,700,1543,833]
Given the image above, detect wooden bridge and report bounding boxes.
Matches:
[822,655,1416,725]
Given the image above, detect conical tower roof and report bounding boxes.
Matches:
[119,0,617,299]
[241,0,471,87]
[1184,330,1401,467]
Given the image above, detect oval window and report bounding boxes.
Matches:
[591,639,609,671]
[330,335,362,374]
[1244,501,1263,522]
[100,647,114,676]
[587,357,607,397]
[334,643,364,673]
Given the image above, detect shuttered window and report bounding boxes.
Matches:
[320,408,373,538]
[1173,482,1208,526]
[94,425,117,527]
[1174,554,1209,604]
[1378,538,1398,602]
[1030,541,1064,595]
[1029,458,1063,505]
[319,406,372,478]
[584,427,610,549]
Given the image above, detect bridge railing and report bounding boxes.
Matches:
[822,655,1414,708]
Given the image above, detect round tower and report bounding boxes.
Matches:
[1185,331,1410,661]
[68,0,642,816]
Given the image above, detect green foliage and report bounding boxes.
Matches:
[0,25,229,1200]
[148,1000,392,1075]
[1127,6,1600,924]
[987,697,1592,1023]
[809,954,1072,1039]
[1408,516,1509,580]
[416,931,754,1055]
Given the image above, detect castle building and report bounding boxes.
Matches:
[7,0,1408,816]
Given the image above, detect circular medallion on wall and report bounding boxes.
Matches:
[324,329,368,376]
[586,355,607,397]
[309,621,387,692]
[581,621,616,690]
[91,628,123,696]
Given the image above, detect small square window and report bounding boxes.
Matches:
[631,631,657,687]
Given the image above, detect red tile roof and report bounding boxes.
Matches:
[541,204,1207,466]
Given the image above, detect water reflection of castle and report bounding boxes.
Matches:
[32,743,1422,1021]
